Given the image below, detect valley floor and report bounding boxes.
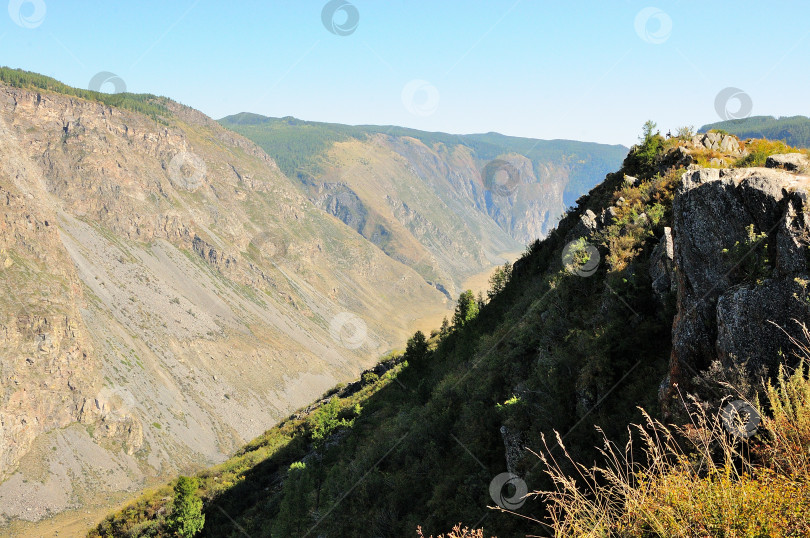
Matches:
[5,490,141,537]
[407,250,524,336]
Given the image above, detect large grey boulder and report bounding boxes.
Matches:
[766,153,809,172]
[719,135,742,155]
[665,166,810,402]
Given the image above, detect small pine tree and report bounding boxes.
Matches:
[167,476,204,538]
[275,462,310,536]
[405,330,429,362]
[440,316,450,337]
[452,290,479,328]
[488,261,513,299]
[623,120,664,177]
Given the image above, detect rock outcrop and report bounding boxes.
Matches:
[664,166,810,404]
[499,425,525,477]
[649,227,676,304]
[766,152,809,172]
[690,132,745,156]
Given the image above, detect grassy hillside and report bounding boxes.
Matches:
[700,115,810,148]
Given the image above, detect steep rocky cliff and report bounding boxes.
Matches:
[664,162,810,405]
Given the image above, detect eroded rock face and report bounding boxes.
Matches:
[649,227,676,303]
[665,166,810,403]
[499,425,525,476]
[0,84,454,524]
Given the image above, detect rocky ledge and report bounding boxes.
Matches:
[664,157,810,406]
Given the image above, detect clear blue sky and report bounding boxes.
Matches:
[3,0,808,145]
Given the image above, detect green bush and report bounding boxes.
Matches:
[622,120,665,177]
[722,223,771,284]
[167,477,204,538]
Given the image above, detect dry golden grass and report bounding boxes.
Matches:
[734,139,810,168]
[417,523,494,538]
[529,345,810,537]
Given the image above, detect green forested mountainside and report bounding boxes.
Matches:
[0,66,170,121]
[700,115,810,148]
[219,113,627,207]
[91,126,701,537]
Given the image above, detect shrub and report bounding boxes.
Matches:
[361,371,380,385]
[167,476,204,538]
[721,223,771,285]
[676,125,694,140]
[622,121,665,177]
[734,139,802,167]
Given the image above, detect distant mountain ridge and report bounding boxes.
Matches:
[220,112,627,208]
[220,113,627,297]
[700,115,810,148]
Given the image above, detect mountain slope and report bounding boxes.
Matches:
[93,130,810,537]
[219,114,627,297]
[0,68,454,527]
[700,115,810,148]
